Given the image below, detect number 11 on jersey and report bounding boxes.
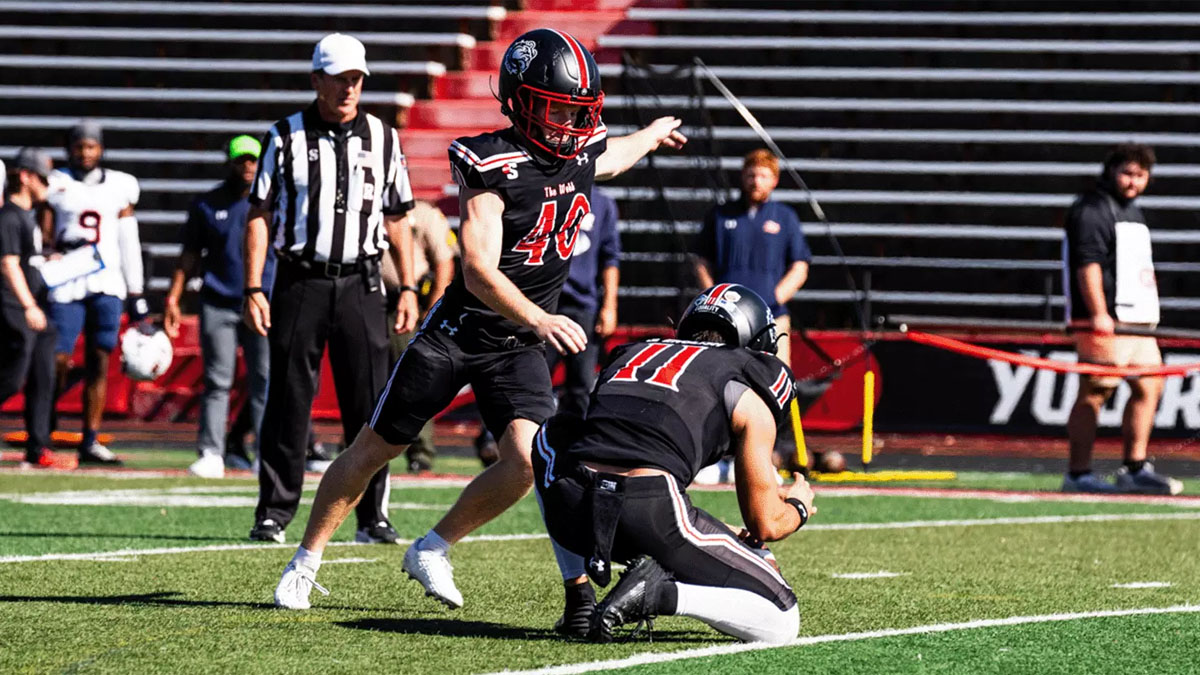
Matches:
[609,343,707,391]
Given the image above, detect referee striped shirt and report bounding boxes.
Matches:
[250,103,414,265]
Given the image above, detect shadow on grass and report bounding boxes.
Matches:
[0,591,274,610]
[0,591,373,613]
[0,532,241,542]
[338,617,712,643]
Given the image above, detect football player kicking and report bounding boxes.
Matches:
[274,28,686,618]
[43,121,148,466]
[535,284,814,644]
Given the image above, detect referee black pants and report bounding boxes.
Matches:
[255,263,391,529]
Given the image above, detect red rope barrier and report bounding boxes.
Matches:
[905,331,1200,378]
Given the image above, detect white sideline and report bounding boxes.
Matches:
[6,512,1200,565]
[496,605,1200,675]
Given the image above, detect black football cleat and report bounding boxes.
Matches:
[554,587,596,639]
[588,557,672,643]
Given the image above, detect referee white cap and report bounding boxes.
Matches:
[313,33,370,76]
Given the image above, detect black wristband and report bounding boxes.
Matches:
[243,287,264,298]
[784,497,809,531]
[399,285,419,295]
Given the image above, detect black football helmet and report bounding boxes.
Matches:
[676,284,779,354]
[497,28,603,160]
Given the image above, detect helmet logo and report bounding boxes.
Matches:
[504,39,538,76]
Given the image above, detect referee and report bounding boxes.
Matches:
[244,33,419,544]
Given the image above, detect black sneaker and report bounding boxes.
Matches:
[224,434,255,471]
[24,447,54,468]
[407,455,432,474]
[588,557,672,643]
[356,519,401,544]
[77,443,123,466]
[554,586,596,639]
[306,440,338,473]
[249,518,286,543]
[474,430,499,468]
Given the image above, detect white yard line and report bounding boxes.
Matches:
[496,605,1200,675]
[0,485,451,509]
[831,571,906,579]
[6,512,1200,565]
[1112,582,1173,589]
[0,533,549,564]
[322,557,379,565]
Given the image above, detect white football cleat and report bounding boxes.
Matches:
[274,561,329,610]
[187,453,225,479]
[402,537,463,609]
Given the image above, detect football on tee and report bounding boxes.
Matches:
[817,450,847,474]
[120,327,173,381]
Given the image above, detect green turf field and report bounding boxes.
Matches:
[2,450,1198,674]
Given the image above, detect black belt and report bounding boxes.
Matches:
[277,251,378,279]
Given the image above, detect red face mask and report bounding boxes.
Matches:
[511,85,603,160]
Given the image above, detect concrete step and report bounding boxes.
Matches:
[469,10,654,71]
[522,0,679,10]
[408,99,507,130]
[407,156,452,191]
[434,70,500,100]
[401,127,493,157]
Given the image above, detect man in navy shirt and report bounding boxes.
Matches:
[165,135,275,478]
[694,149,810,475]
[695,149,810,371]
[548,186,621,416]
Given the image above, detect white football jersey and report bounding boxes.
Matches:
[46,167,143,302]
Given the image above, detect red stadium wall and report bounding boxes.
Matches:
[0,317,875,432]
[7,319,1197,436]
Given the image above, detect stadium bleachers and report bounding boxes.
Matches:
[3,0,1198,331]
[0,0,508,302]
[592,1,1200,328]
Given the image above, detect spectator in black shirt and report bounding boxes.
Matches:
[0,148,55,466]
[1062,144,1180,495]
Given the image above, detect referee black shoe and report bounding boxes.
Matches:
[588,557,673,643]
[355,519,401,544]
[250,519,286,543]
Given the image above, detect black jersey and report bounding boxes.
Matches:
[1063,185,1147,321]
[433,124,608,350]
[566,338,797,485]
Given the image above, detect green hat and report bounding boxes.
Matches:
[228,135,262,160]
